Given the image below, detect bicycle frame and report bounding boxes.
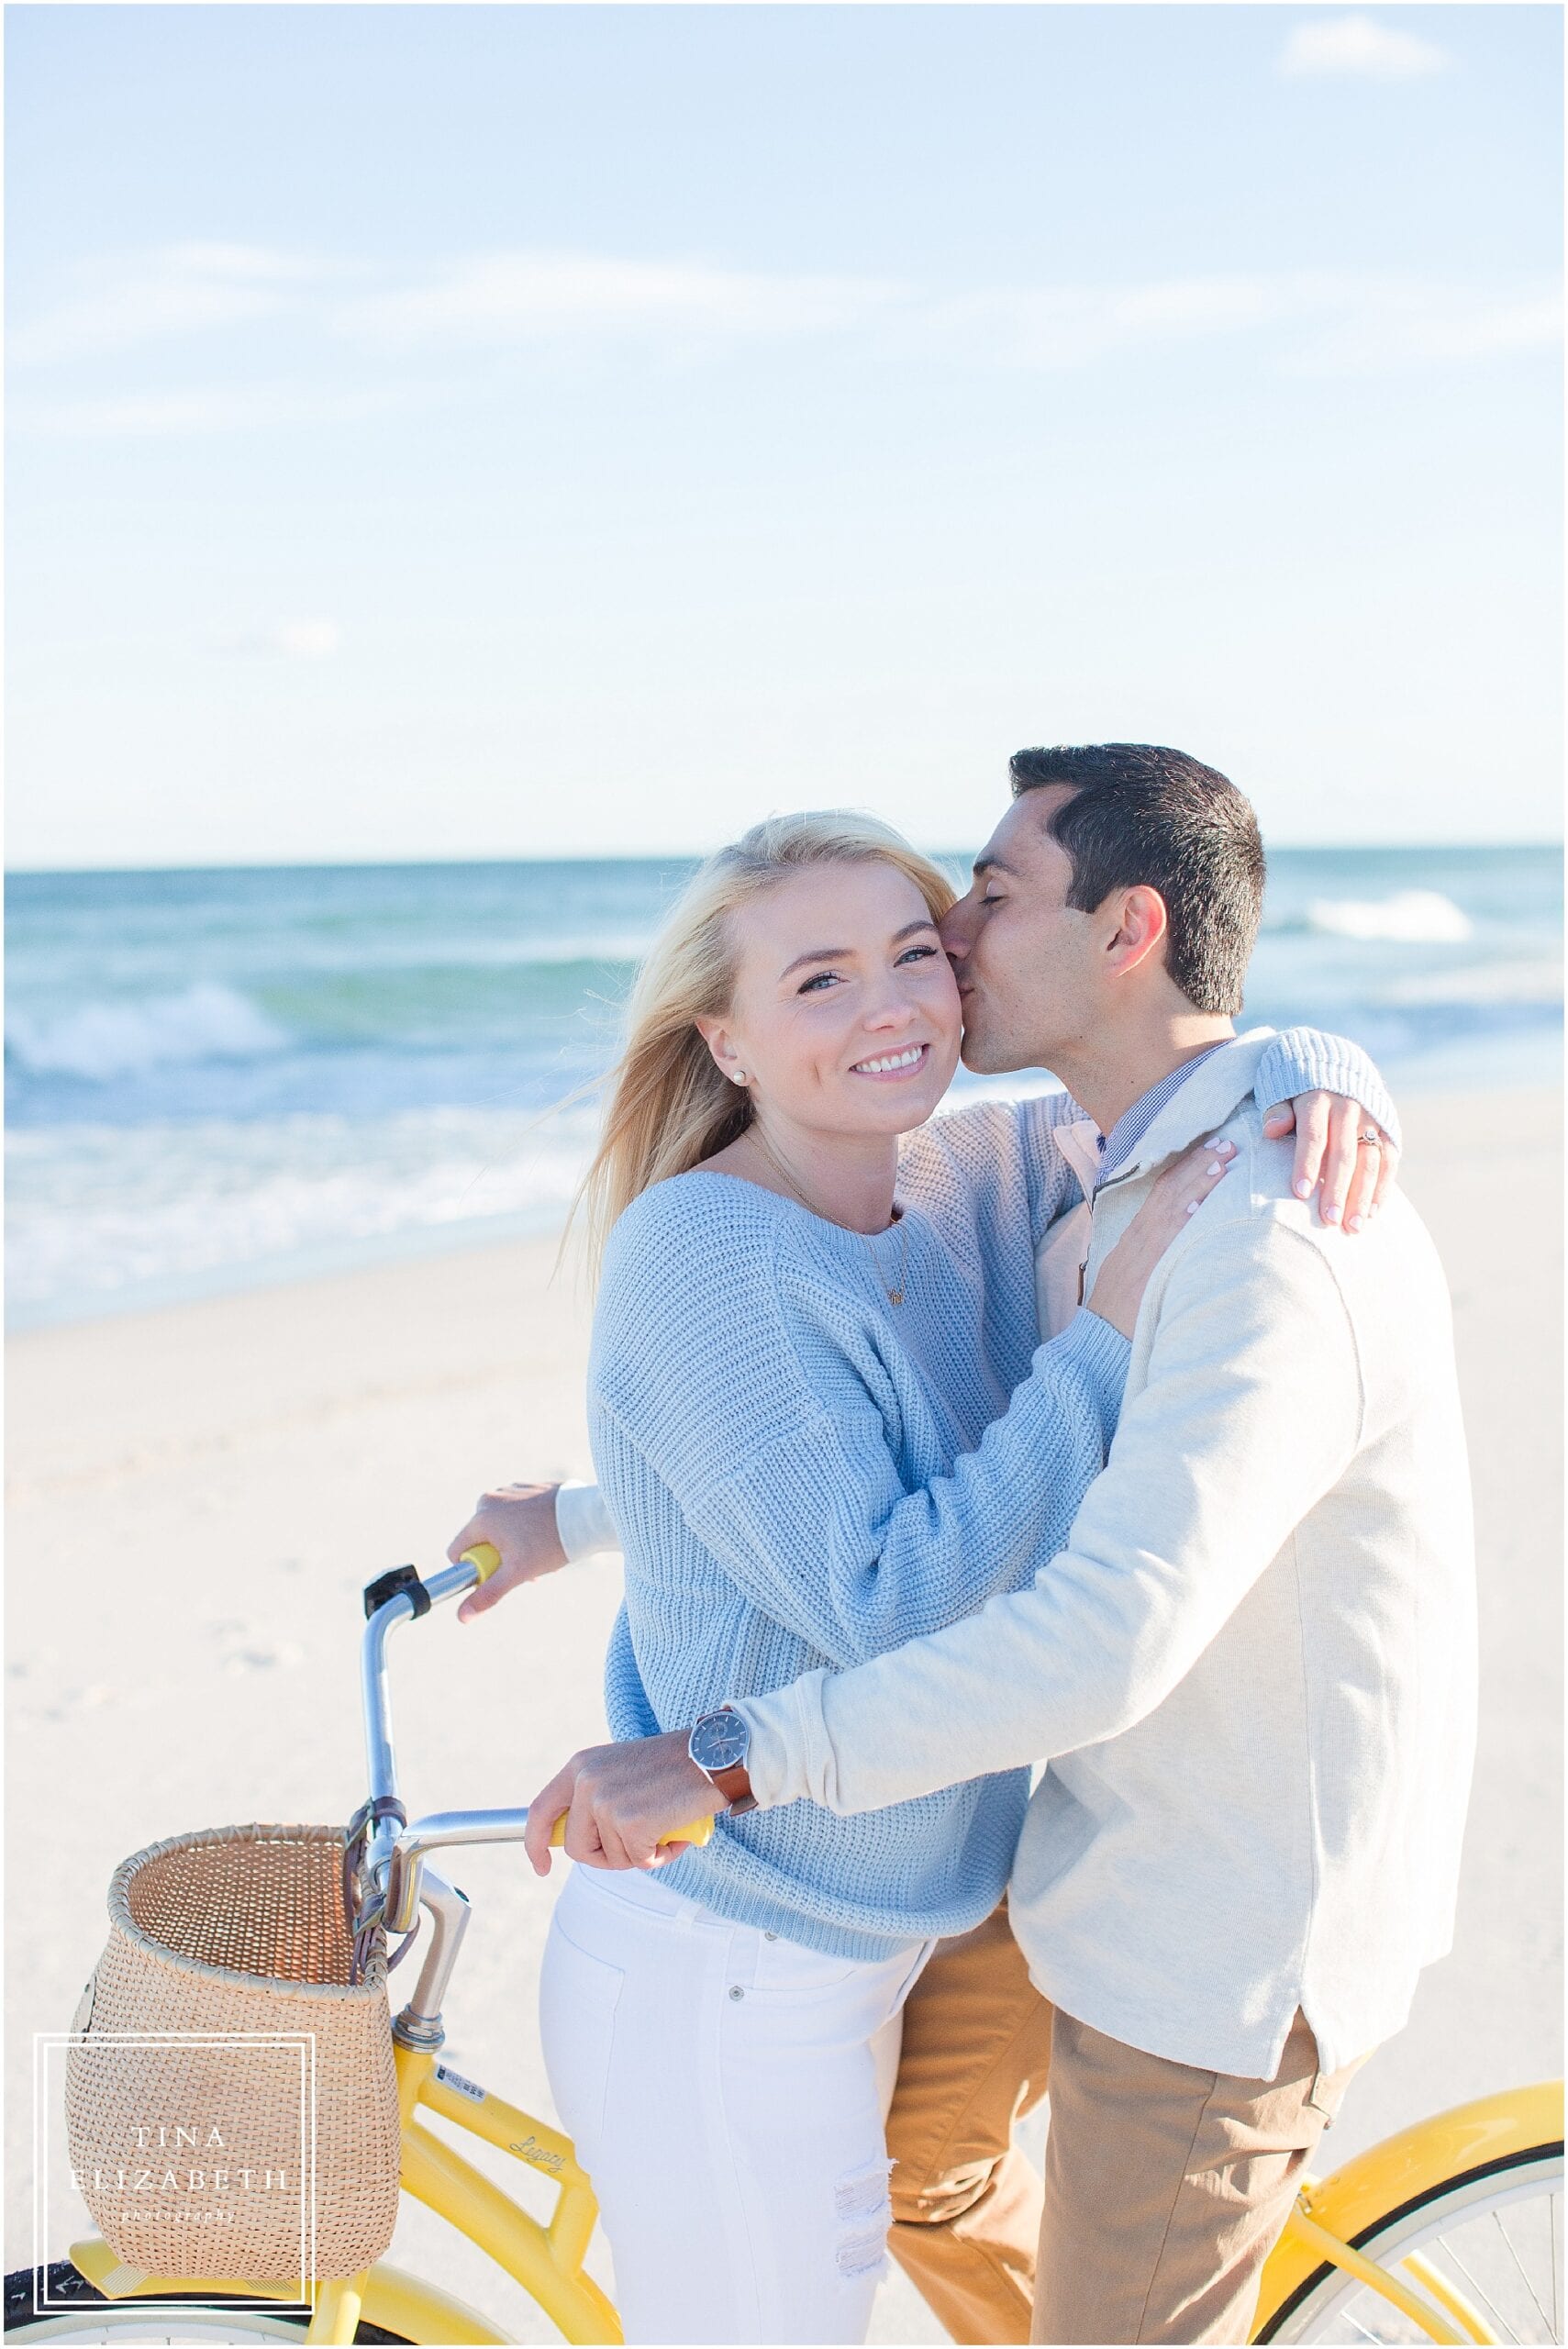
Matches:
[65,2036,618,2346]
[382,2037,617,2345]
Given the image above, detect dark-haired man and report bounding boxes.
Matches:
[518,744,1475,2344]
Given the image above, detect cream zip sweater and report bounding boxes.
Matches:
[730,1032,1475,2076]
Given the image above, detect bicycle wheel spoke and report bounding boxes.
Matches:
[1490,2202,1553,2336]
[1550,2191,1561,2340]
[1437,2234,1523,2343]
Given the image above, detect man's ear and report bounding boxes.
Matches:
[1106,885,1169,979]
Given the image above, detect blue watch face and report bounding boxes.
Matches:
[691,1712,749,1773]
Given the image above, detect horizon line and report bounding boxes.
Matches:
[7,838,1563,882]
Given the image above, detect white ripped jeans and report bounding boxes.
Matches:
[539,1862,937,2345]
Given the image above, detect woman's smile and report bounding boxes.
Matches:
[849,1041,932,1082]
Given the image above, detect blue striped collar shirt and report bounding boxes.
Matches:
[1093,1042,1232,1187]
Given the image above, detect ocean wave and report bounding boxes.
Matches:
[1301,890,1474,944]
[396,930,654,969]
[6,982,290,1082]
[1378,957,1563,1009]
[4,1100,604,1319]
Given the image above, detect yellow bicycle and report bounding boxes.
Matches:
[8,1549,1562,2345]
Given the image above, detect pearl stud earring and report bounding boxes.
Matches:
[732,1070,747,1085]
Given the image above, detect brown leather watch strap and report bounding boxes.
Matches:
[708,1759,756,1816]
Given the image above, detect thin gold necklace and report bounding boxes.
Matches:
[747,1130,908,1308]
[875,1213,909,1308]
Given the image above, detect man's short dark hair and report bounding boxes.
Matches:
[1008,743,1266,1015]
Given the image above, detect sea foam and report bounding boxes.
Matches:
[6,982,289,1082]
[1305,890,1473,944]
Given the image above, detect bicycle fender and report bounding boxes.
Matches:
[65,2238,508,2344]
[1251,2079,1565,2338]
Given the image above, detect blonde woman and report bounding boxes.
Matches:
[449,813,1396,2346]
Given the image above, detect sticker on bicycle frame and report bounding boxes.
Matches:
[434,2063,485,2103]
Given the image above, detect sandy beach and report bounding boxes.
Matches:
[6,1085,1561,2342]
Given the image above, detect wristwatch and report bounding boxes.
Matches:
[687,1707,757,1816]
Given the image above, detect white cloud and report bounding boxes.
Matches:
[12,382,417,438]
[927,275,1298,369]
[331,250,901,350]
[12,243,336,365]
[212,619,341,660]
[1280,13,1450,81]
[15,242,901,370]
[1286,283,1562,372]
[921,272,1559,375]
[8,242,1556,437]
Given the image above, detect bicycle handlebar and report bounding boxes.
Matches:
[358,1543,716,1932]
[359,1547,499,1800]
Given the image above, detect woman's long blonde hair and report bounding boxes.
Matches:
[571,811,958,1285]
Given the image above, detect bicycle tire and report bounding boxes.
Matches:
[1257,2141,1564,2343]
[4,2264,412,2345]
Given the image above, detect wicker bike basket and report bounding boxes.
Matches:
[64,1823,402,2283]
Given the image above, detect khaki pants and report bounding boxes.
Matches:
[886,1903,1365,2345]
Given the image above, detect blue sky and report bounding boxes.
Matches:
[6,4,1562,866]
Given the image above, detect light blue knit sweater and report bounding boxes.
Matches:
[590,1029,1396,1959]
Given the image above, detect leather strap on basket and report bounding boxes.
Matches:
[384,1915,422,1974]
[342,1797,407,1987]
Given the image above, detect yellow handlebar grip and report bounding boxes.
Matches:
[461,1542,502,1584]
[548,1811,716,1851]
